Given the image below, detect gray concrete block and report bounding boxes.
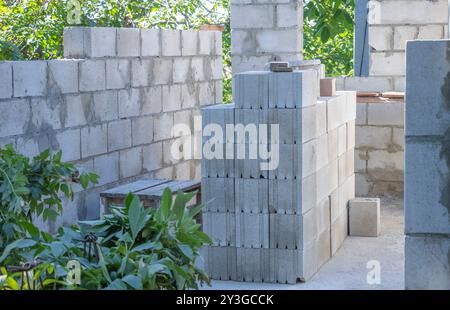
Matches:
[92,91,118,122]
[132,116,154,146]
[53,128,81,162]
[81,124,108,158]
[142,142,163,172]
[161,30,181,56]
[234,71,270,109]
[117,28,140,57]
[202,212,236,246]
[30,98,62,131]
[325,93,347,131]
[235,179,269,213]
[131,59,152,87]
[268,179,301,215]
[269,214,302,250]
[0,99,30,137]
[201,177,235,212]
[93,152,119,186]
[79,60,106,92]
[199,30,215,55]
[140,29,160,56]
[13,61,47,97]
[162,84,182,112]
[406,40,450,136]
[83,27,116,57]
[235,213,269,248]
[152,58,173,85]
[181,30,198,56]
[349,198,381,237]
[48,60,79,94]
[107,119,132,152]
[236,247,269,283]
[0,62,12,99]
[331,210,348,256]
[119,147,143,178]
[205,246,237,281]
[106,59,130,89]
[63,27,86,58]
[198,81,216,106]
[172,57,190,84]
[153,112,173,141]
[141,86,163,115]
[118,88,140,118]
[405,140,450,234]
[64,94,90,128]
[269,141,316,180]
[405,235,450,290]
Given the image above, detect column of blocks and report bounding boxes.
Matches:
[201,69,356,283]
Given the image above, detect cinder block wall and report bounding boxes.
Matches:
[231,0,303,74]
[0,27,223,226]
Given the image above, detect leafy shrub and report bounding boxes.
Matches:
[0,189,211,290]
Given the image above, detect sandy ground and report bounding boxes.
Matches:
[201,196,405,290]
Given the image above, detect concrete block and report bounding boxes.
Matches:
[406,40,450,136]
[174,160,192,180]
[235,213,269,248]
[107,119,131,151]
[190,57,205,82]
[369,52,405,76]
[394,76,406,92]
[405,140,450,234]
[276,3,301,28]
[214,31,222,56]
[338,149,354,186]
[117,28,140,57]
[93,152,119,186]
[64,94,90,128]
[48,60,79,94]
[140,29,160,56]
[269,71,318,108]
[142,142,163,172]
[338,125,347,156]
[141,86,163,115]
[369,26,393,51]
[230,4,274,29]
[199,30,215,55]
[355,173,370,196]
[153,113,174,141]
[356,103,367,125]
[63,27,86,58]
[92,91,118,122]
[79,60,106,92]
[152,58,173,85]
[356,126,391,150]
[343,76,394,92]
[131,59,152,87]
[367,150,403,180]
[0,99,30,137]
[255,29,302,54]
[215,80,223,104]
[269,214,303,250]
[417,25,444,40]
[118,88,140,118]
[316,100,327,136]
[210,56,223,80]
[368,101,404,126]
[326,94,347,131]
[269,143,314,180]
[204,246,237,281]
[235,179,269,213]
[405,235,450,290]
[0,62,12,99]
[234,108,268,143]
[316,134,329,171]
[328,128,339,162]
[202,212,236,246]
[13,61,47,97]
[181,30,198,56]
[161,30,181,56]
[119,147,143,178]
[331,211,348,256]
[81,124,108,158]
[349,198,380,237]
[234,71,270,109]
[53,128,81,162]
[162,84,182,112]
[232,54,274,75]
[172,58,190,84]
[236,247,268,283]
[30,98,62,131]
[198,81,215,106]
[268,179,302,214]
[392,128,404,150]
[83,27,116,57]
[394,26,417,50]
[202,178,235,212]
[132,116,154,146]
[106,59,130,89]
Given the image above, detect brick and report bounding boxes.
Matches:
[0,62,12,99]
[118,88,140,118]
[108,119,132,151]
[92,91,118,122]
[235,213,269,248]
[81,124,107,158]
[64,94,90,128]
[53,129,81,162]
[368,101,404,126]
[181,30,198,56]
[93,152,119,185]
[132,116,153,146]
[162,84,182,112]
[153,113,173,141]
[106,59,130,89]
[202,212,236,246]
[117,28,140,57]
[276,3,300,28]
[13,61,47,97]
[140,29,160,56]
[79,60,106,92]
[48,60,79,94]
[405,236,450,290]
[369,26,393,51]
[141,86,162,115]
[369,52,405,76]
[172,58,190,84]
[142,142,163,172]
[393,26,417,50]
[349,198,381,237]
[0,99,30,137]
[31,98,62,131]
[161,30,181,56]
[202,178,235,212]
[131,59,152,87]
[120,147,143,178]
[235,179,269,213]
[152,58,173,85]
[231,4,274,29]
[356,126,391,149]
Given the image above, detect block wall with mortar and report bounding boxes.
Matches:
[404,40,450,289]
[230,0,303,75]
[201,69,356,283]
[0,26,222,229]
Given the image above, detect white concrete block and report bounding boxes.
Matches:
[231,4,274,29]
[343,76,394,92]
[162,84,182,112]
[394,26,417,50]
[13,61,47,97]
[141,86,163,115]
[331,211,348,256]
[349,198,381,237]
[367,150,403,176]
[356,125,391,149]
[198,81,215,106]
[369,52,405,76]
[199,30,215,55]
[132,116,153,146]
[153,112,174,141]
[142,142,163,172]
[107,119,132,151]
[276,3,300,28]
[84,27,116,57]
[48,60,79,94]
[256,28,302,54]
[152,58,173,85]
[93,152,119,186]
[119,147,143,178]
[316,100,327,136]
[0,62,12,99]
[79,60,106,92]
[417,25,444,40]
[181,84,198,109]
[106,59,130,89]
[347,121,356,150]
[131,59,152,87]
[172,57,190,84]
[117,28,140,57]
[81,124,108,158]
[181,30,198,56]
[269,71,318,108]
[326,94,347,131]
[92,91,118,122]
[54,129,81,162]
[118,88,140,118]
[161,30,181,56]
[338,125,347,156]
[234,71,270,109]
[369,26,393,51]
[31,98,62,131]
[356,103,367,125]
[0,99,30,137]
[140,29,160,56]
[368,101,404,126]
[64,94,89,128]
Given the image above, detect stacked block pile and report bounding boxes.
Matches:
[201,70,356,283]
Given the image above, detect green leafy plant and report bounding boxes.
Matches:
[0,189,211,290]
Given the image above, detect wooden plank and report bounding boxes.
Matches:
[381,91,405,99]
[100,179,170,198]
[357,91,380,97]
[136,180,201,200]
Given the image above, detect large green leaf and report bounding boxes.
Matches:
[122,275,143,290]
[0,239,36,263]
[127,193,149,241]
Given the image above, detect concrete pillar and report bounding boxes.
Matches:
[230,0,303,75]
[405,40,450,289]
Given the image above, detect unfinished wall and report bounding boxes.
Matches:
[0,27,222,227]
[231,0,303,74]
[405,40,450,289]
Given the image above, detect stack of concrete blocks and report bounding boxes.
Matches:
[201,70,356,283]
[231,0,303,74]
[405,40,450,289]
[0,26,222,228]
